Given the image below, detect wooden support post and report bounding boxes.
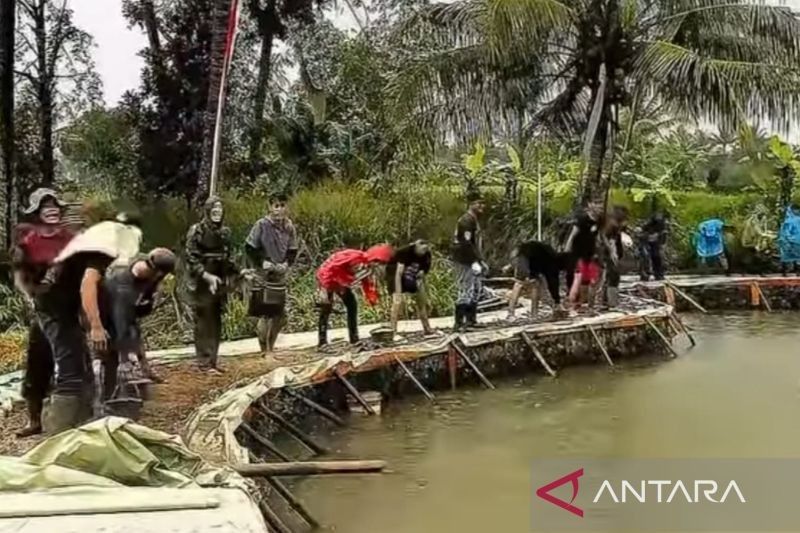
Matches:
[586,325,614,367]
[240,422,292,462]
[255,404,328,455]
[663,285,676,307]
[257,499,295,533]
[394,356,435,401]
[670,313,696,347]
[236,460,387,477]
[266,477,320,529]
[283,388,345,427]
[333,369,376,415]
[450,342,496,390]
[520,333,557,377]
[755,283,772,312]
[665,282,708,314]
[446,345,458,391]
[643,316,679,358]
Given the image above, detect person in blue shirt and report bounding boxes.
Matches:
[695,218,731,274]
[778,204,800,275]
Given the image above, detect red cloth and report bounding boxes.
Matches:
[316,245,393,306]
[15,224,75,266]
[575,259,600,285]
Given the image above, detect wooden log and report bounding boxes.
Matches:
[643,316,679,358]
[670,312,696,347]
[236,460,387,477]
[255,404,328,455]
[266,476,320,529]
[257,498,295,533]
[755,283,772,312]
[586,325,614,367]
[664,282,708,314]
[450,342,496,390]
[520,333,557,377]
[446,346,457,391]
[333,369,376,415]
[282,388,345,427]
[240,422,292,462]
[394,356,435,401]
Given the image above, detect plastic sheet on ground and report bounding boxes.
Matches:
[184,303,672,465]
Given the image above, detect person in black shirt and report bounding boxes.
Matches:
[451,190,486,330]
[637,210,668,281]
[564,201,604,309]
[506,241,568,319]
[387,239,434,335]
[601,205,629,308]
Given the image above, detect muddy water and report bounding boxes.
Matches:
[296,314,800,533]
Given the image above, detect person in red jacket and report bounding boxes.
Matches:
[316,244,393,347]
[11,188,76,437]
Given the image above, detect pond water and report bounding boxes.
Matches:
[295,314,800,532]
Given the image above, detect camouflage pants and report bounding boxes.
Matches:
[193,296,224,368]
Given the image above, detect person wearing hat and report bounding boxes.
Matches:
[11,188,76,437]
[184,196,238,372]
[97,248,177,404]
[316,244,394,347]
[451,190,487,331]
[244,193,298,356]
[36,214,142,434]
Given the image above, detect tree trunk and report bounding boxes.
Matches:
[140,0,167,109]
[34,0,54,185]
[197,0,234,204]
[1,0,16,249]
[578,105,612,208]
[248,0,275,176]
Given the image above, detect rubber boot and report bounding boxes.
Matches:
[454,304,467,331]
[607,287,619,309]
[465,304,484,329]
[256,318,269,353]
[15,398,43,438]
[43,391,92,435]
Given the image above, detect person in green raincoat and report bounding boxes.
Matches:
[184,197,238,372]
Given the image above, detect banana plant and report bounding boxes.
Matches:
[626,171,677,211]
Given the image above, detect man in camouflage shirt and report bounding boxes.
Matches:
[184,196,238,372]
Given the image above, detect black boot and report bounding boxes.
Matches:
[465,304,484,329]
[454,304,467,331]
[16,398,43,438]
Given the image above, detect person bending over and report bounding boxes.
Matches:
[387,239,434,336]
[506,240,568,319]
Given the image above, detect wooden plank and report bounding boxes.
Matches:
[520,332,557,377]
[663,285,676,307]
[240,422,292,462]
[236,460,387,477]
[282,388,345,427]
[394,356,435,401]
[670,312,696,347]
[255,404,328,455]
[665,282,708,314]
[446,346,458,391]
[266,476,320,528]
[333,369,376,415]
[587,325,614,367]
[643,316,679,358]
[257,498,295,533]
[755,283,772,312]
[450,342,496,390]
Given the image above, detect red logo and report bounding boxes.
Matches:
[536,468,584,518]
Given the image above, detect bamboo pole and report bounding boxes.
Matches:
[283,388,345,427]
[266,477,320,529]
[755,283,772,312]
[240,422,292,462]
[447,345,457,390]
[450,342,496,390]
[670,312,696,347]
[587,325,614,367]
[236,460,387,477]
[257,498,294,533]
[394,356,435,401]
[664,282,708,314]
[333,369,376,415]
[643,316,679,358]
[255,404,328,455]
[520,333,557,377]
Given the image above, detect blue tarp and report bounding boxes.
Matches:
[779,207,800,264]
[695,219,725,258]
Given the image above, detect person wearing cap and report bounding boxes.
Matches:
[316,244,393,347]
[10,188,76,437]
[184,196,238,372]
[36,215,142,434]
[244,194,298,356]
[451,190,487,331]
[98,248,177,403]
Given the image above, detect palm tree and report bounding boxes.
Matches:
[389,0,800,207]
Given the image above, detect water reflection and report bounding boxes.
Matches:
[295,313,800,533]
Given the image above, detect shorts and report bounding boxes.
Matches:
[576,259,600,285]
[513,255,548,282]
[387,266,420,294]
